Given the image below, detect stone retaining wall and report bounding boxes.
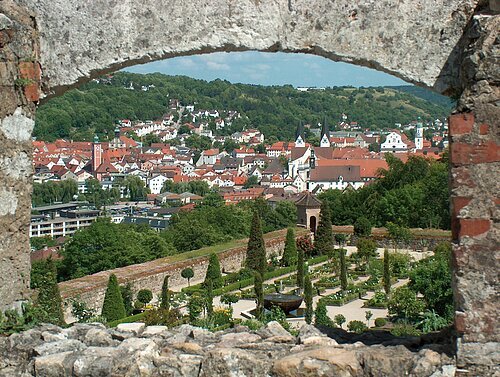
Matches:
[59,230,304,321]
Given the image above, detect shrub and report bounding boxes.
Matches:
[334,314,346,328]
[364,291,388,308]
[356,238,377,262]
[296,234,314,257]
[221,293,239,307]
[101,274,126,322]
[347,320,368,334]
[211,307,233,327]
[160,276,170,310]
[188,292,204,323]
[390,322,421,337]
[374,317,387,327]
[137,289,153,305]
[263,306,290,332]
[354,217,372,237]
[143,308,182,327]
[314,300,334,327]
[241,319,264,331]
[387,286,425,321]
[35,258,65,325]
[120,283,134,315]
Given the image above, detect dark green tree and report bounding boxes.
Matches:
[35,258,65,325]
[205,253,223,288]
[281,228,297,266]
[188,292,204,323]
[354,217,372,237]
[383,248,391,295]
[181,268,194,286]
[356,238,378,263]
[296,246,305,290]
[339,248,348,291]
[137,289,153,305]
[160,275,170,310]
[314,299,333,327]
[254,272,264,320]
[334,314,346,329]
[204,278,214,319]
[245,211,266,276]
[304,275,313,324]
[101,274,126,322]
[120,283,134,315]
[314,200,334,255]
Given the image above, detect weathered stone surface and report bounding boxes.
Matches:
[116,322,146,336]
[17,0,480,96]
[34,339,86,356]
[34,351,77,377]
[257,321,293,340]
[83,327,116,347]
[141,325,169,337]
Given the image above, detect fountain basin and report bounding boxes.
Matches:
[264,293,303,314]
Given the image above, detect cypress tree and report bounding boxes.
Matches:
[205,253,222,288]
[204,278,214,319]
[101,274,126,322]
[254,272,264,320]
[281,228,297,266]
[36,258,65,325]
[314,299,332,327]
[340,248,348,291]
[383,248,391,295]
[314,200,334,255]
[304,274,313,324]
[246,211,267,276]
[160,275,170,310]
[296,246,305,290]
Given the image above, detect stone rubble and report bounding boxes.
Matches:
[0,322,457,377]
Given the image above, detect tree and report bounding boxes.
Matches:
[205,253,223,288]
[204,278,214,319]
[120,283,134,315]
[314,300,333,327]
[245,211,266,276]
[304,275,313,324]
[181,268,194,286]
[339,248,348,291]
[296,245,305,290]
[314,200,334,255]
[101,274,126,322]
[347,320,368,334]
[296,234,314,258]
[281,228,297,266]
[383,248,391,295]
[387,286,425,322]
[124,175,149,201]
[356,238,378,263]
[334,233,347,247]
[137,289,153,306]
[35,259,65,325]
[243,175,259,189]
[334,314,346,329]
[354,217,372,237]
[254,272,264,320]
[160,275,170,310]
[409,242,453,319]
[188,292,204,323]
[365,310,373,327]
[386,222,412,251]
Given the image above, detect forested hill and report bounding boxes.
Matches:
[34,72,453,142]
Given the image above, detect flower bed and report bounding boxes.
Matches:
[320,289,364,306]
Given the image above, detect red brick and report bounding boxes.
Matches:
[459,219,491,237]
[452,197,472,216]
[479,124,489,135]
[455,312,467,333]
[18,61,41,81]
[24,83,39,102]
[449,113,474,136]
[451,141,500,165]
[495,198,500,206]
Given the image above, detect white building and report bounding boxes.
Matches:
[148,174,169,194]
[380,131,408,153]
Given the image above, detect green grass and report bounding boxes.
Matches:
[107,312,147,327]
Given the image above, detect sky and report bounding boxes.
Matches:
[124,51,408,88]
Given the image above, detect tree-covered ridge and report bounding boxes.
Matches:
[35,72,453,142]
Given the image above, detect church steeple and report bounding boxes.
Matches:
[320,117,330,147]
[295,121,305,147]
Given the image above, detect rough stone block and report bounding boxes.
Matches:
[116,322,146,336]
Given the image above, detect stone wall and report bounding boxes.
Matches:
[0,322,459,377]
[59,230,302,322]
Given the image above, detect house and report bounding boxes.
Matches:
[380,131,409,153]
[148,174,169,194]
[308,165,364,193]
[196,149,219,167]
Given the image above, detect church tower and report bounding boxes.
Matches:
[320,117,330,147]
[415,117,424,150]
[295,121,305,147]
[92,135,102,175]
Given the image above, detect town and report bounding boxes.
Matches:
[31,92,448,239]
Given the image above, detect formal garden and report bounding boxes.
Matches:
[1,199,453,339]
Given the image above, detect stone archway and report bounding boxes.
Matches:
[309,216,317,234]
[0,0,498,373]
